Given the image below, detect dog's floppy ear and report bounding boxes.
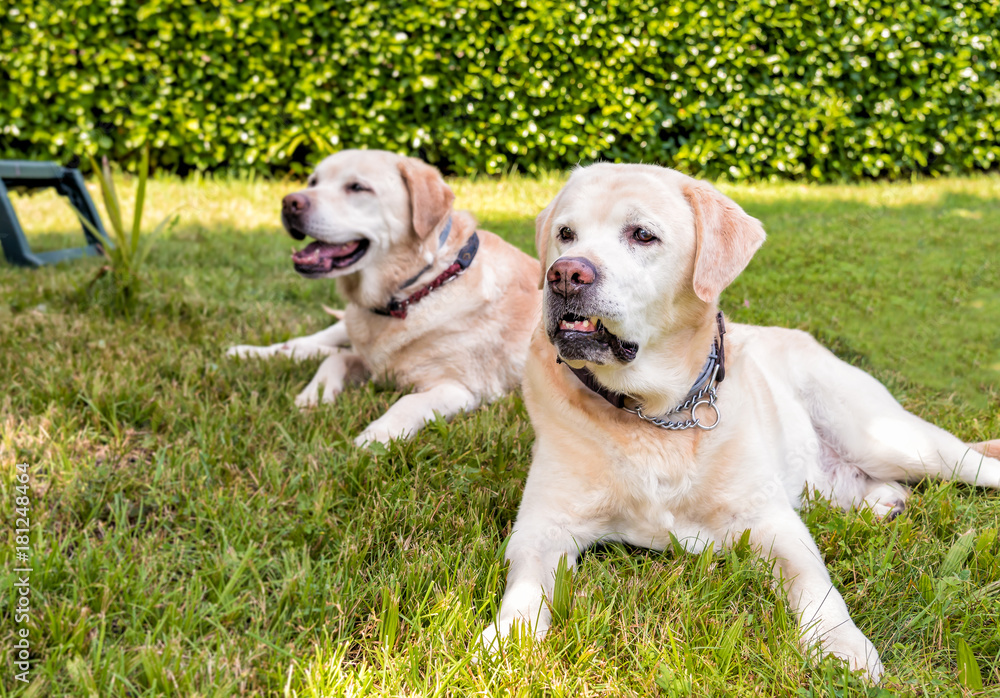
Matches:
[684,179,766,303]
[397,157,455,239]
[534,198,558,290]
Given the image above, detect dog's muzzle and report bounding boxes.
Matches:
[282,193,309,240]
[544,257,637,364]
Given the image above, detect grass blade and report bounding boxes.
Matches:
[218,547,256,610]
[89,155,128,260]
[68,201,108,256]
[550,553,574,623]
[131,143,149,256]
[379,585,400,651]
[717,613,745,677]
[134,212,178,269]
[940,530,975,577]
[101,156,125,242]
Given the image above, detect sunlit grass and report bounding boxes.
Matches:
[1,172,998,696]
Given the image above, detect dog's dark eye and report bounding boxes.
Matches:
[557,226,575,243]
[307,177,317,188]
[632,227,657,244]
[346,182,371,193]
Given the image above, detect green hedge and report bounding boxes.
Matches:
[2,0,998,180]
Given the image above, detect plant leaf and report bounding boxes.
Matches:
[717,613,745,677]
[131,143,149,256]
[101,156,125,240]
[71,203,106,245]
[956,637,983,689]
[90,155,128,260]
[940,530,975,577]
[550,553,574,623]
[133,212,176,269]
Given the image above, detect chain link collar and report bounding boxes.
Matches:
[624,362,722,430]
[560,312,727,431]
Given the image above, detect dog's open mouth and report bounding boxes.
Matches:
[555,313,638,362]
[292,239,370,275]
[559,313,600,333]
[557,313,618,340]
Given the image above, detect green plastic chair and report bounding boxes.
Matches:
[0,160,111,267]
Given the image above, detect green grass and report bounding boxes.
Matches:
[1,172,999,697]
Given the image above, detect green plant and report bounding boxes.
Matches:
[76,145,174,315]
[1,0,998,181]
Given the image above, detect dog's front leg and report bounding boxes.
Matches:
[354,380,479,447]
[747,507,883,682]
[295,350,368,407]
[479,515,593,654]
[227,321,350,360]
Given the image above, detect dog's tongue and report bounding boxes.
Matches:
[292,240,361,267]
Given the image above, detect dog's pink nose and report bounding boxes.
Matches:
[282,193,310,216]
[547,257,597,297]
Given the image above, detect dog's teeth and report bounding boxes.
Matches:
[559,316,599,332]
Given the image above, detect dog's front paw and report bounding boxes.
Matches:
[295,383,340,409]
[295,389,320,409]
[226,344,270,359]
[354,413,416,447]
[354,424,398,448]
[477,621,505,657]
[821,625,883,683]
[475,616,549,659]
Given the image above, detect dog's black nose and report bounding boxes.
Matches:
[547,257,597,297]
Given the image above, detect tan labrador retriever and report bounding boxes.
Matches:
[480,163,1000,680]
[228,150,540,446]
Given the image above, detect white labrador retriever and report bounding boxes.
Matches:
[480,163,1000,680]
[228,150,540,446]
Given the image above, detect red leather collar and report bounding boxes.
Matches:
[371,232,480,320]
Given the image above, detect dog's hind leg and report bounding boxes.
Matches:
[860,481,908,520]
[847,404,1000,488]
[972,440,1000,459]
[804,356,1000,489]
